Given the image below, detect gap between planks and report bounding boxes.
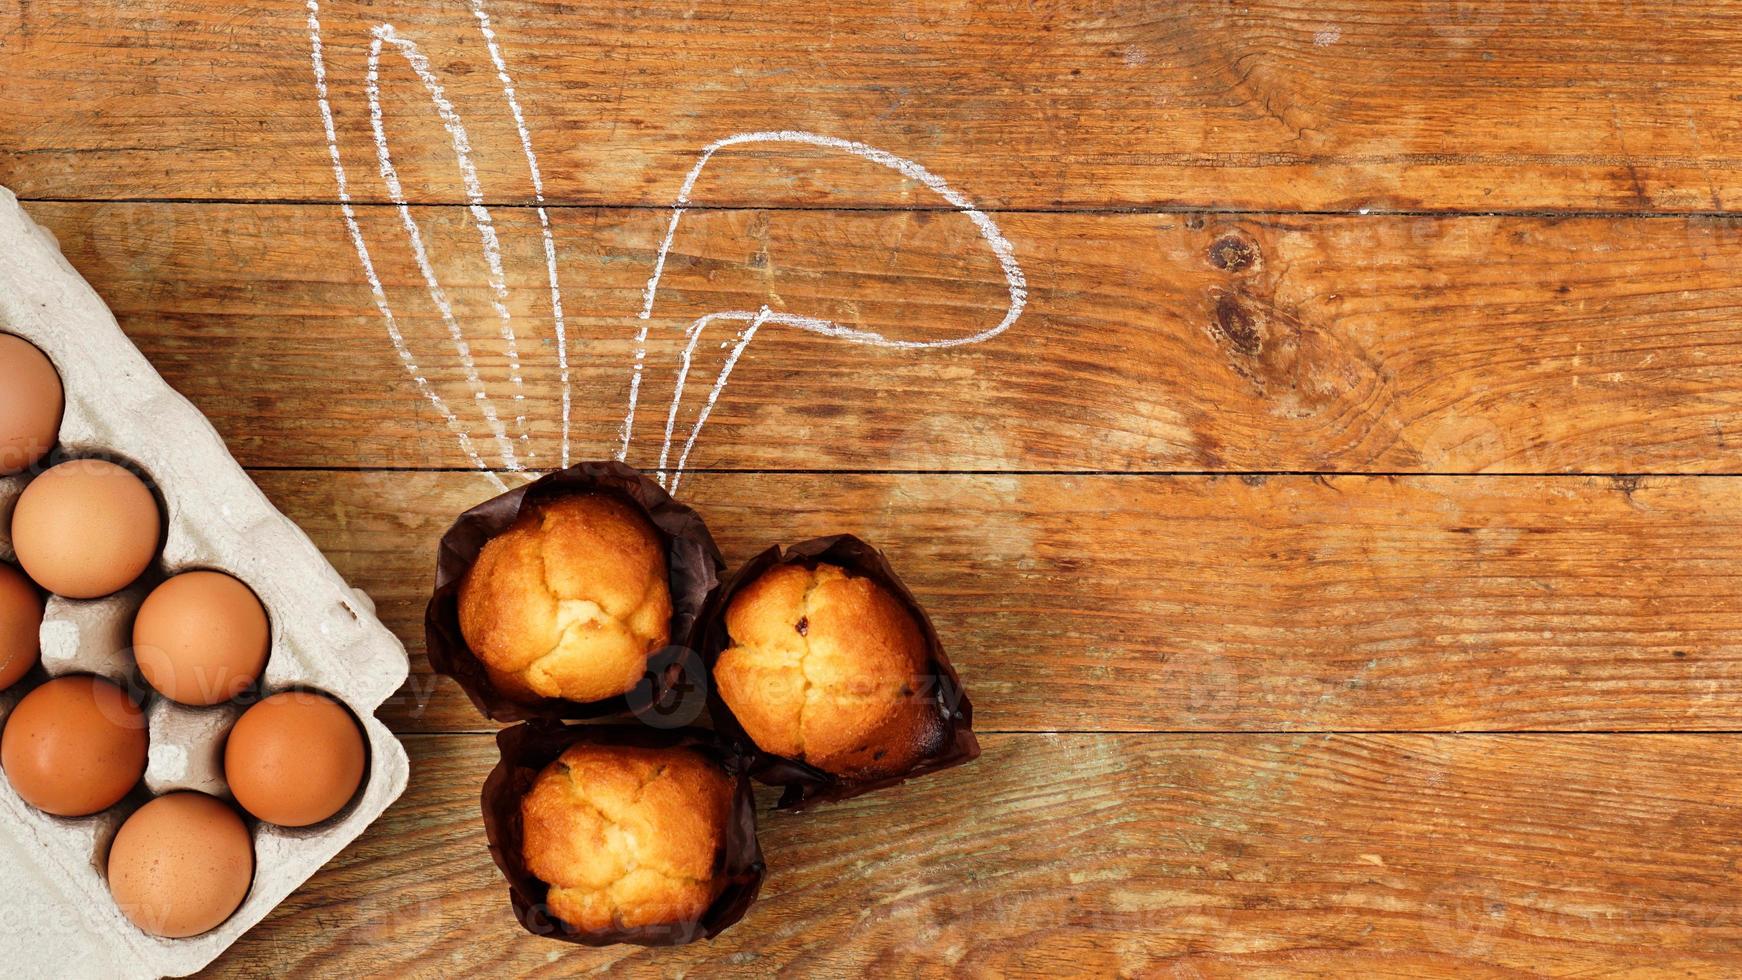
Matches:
[394,730,1742,738]
[17,196,1742,221]
[245,467,1742,478]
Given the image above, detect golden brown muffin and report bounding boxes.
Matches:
[714,563,943,779]
[459,494,672,703]
[520,745,732,931]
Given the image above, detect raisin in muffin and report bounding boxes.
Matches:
[459,494,672,703]
[520,744,732,930]
[713,563,943,779]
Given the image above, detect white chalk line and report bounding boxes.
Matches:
[653,307,851,494]
[305,0,507,493]
[471,0,572,467]
[369,25,526,471]
[664,308,772,497]
[656,310,751,478]
[627,131,1028,488]
[386,22,530,450]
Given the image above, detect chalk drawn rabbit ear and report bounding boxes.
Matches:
[306,0,572,488]
[625,131,1030,493]
[635,131,1029,350]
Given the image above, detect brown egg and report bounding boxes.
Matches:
[225,691,365,827]
[1,675,147,816]
[0,564,42,692]
[133,571,269,706]
[108,792,254,938]
[11,458,161,599]
[0,334,63,476]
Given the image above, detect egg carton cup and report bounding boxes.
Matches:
[0,186,412,977]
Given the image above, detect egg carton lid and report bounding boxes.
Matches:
[0,186,412,977]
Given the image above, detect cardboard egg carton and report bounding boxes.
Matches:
[0,187,411,978]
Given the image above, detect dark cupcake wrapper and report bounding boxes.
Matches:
[425,461,726,723]
[693,534,980,811]
[482,722,765,946]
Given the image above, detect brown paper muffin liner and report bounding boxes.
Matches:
[425,461,725,723]
[693,534,979,810]
[481,722,766,945]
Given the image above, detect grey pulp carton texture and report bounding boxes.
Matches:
[0,186,411,977]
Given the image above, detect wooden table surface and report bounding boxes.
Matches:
[7,1,1742,975]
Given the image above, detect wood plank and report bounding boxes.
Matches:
[27,201,1742,474]
[200,732,1742,976]
[251,470,1742,734]
[7,1,1742,212]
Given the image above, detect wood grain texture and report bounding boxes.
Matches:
[251,469,1742,734]
[12,3,1742,974]
[26,201,1742,475]
[7,1,1742,213]
[200,732,1742,977]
